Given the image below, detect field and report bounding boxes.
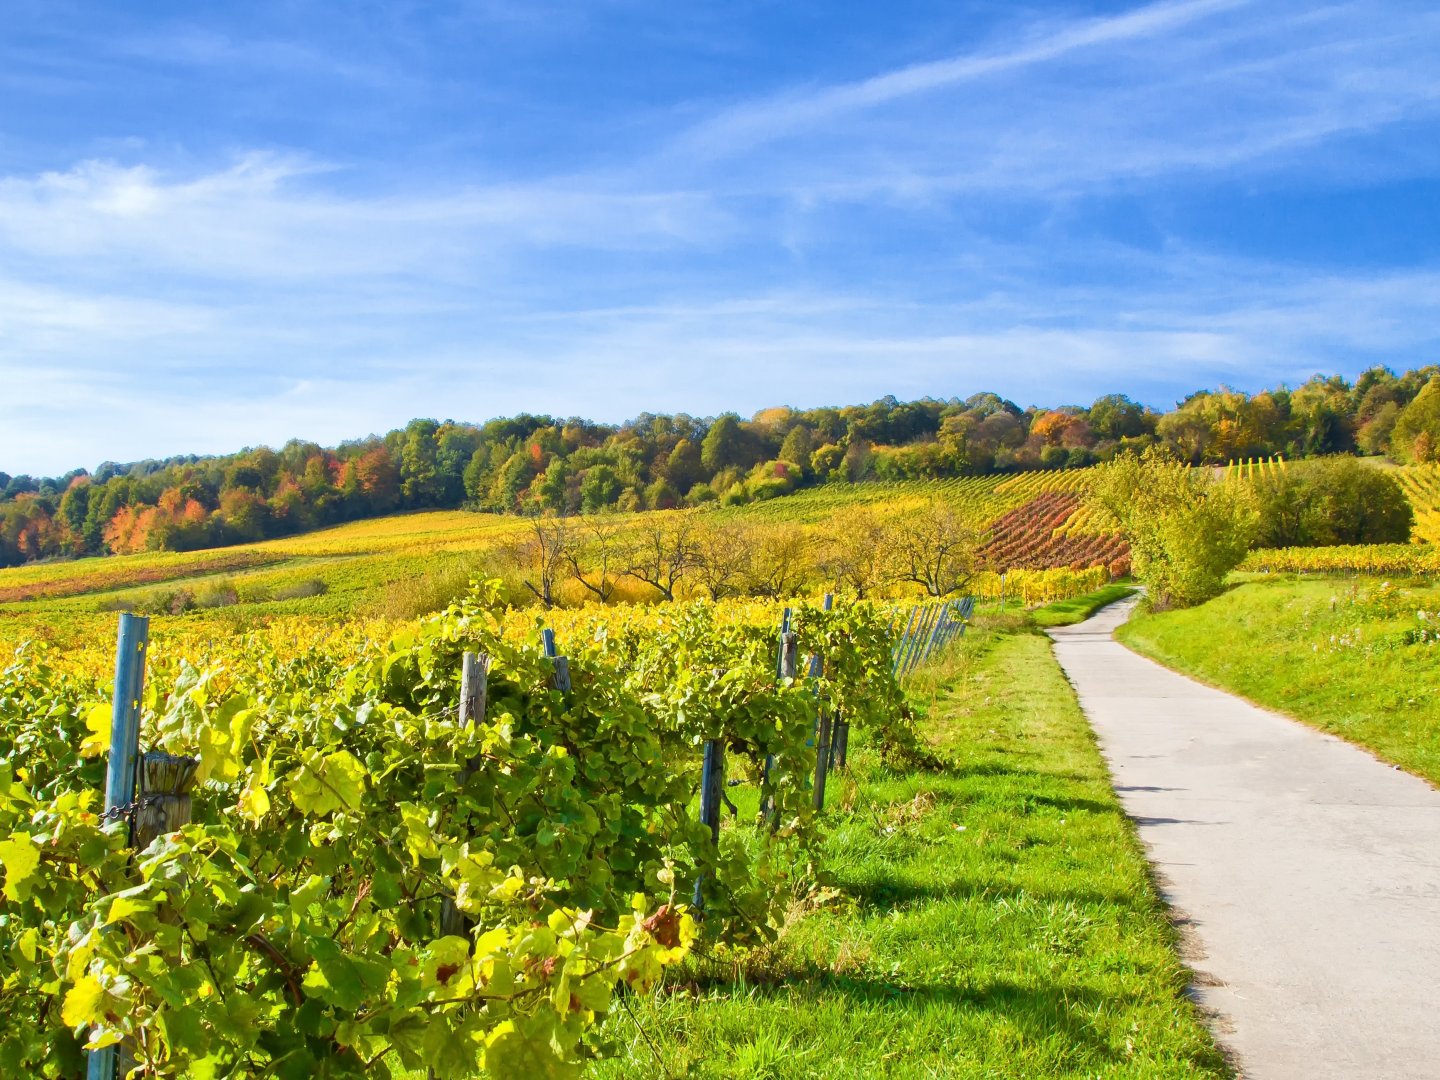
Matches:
[7,459,1440,634]
[1119,575,1440,785]
[0,543,1231,1079]
[0,471,1139,664]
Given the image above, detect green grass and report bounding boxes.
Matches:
[1029,584,1137,628]
[575,626,1228,1079]
[1118,575,1440,787]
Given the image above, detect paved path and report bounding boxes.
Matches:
[1047,597,1440,1080]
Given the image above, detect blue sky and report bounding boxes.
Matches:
[3,0,1439,475]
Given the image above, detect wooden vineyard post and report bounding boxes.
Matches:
[440,651,490,940]
[692,738,724,910]
[811,594,833,809]
[88,613,149,1080]
[132,752,199,849]
[542,628,571,692]
[762,609,797,829]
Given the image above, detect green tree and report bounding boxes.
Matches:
[700,414,744,474]
[663,438,703,493]
[1391,376,1440,463]
[1089,449,1258,609]
[1253,458,1412,547]
[579,465,622,513]
[1088,394,1150,441]
[778,426,814,478]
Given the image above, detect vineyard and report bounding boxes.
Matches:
[0,586,939,1078]
[1241,544,1440,576]
[1394,464,1440,544]
[0,469,1132,628]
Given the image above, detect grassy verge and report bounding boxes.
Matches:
[1118,574,1440,787]
[581,625,1227,1078]
[1029,584,1137,628]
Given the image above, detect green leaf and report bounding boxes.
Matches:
[238,778,270,824]
[302,937,367,1012]
[484,1016,580,1080]
[104,890,155,926]
[399,802,439,862]
[425,1016,482,1078]
[0,831,40,902]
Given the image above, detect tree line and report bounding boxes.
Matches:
[3,365,1439,568]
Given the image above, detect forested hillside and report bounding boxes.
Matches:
[3,364,1439,567]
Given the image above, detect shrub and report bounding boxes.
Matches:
[194,579,240,609]
[271,577,329,601]
[1253,457,1412,547]
[1089,448,1258,609]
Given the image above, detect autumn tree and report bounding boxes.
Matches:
[690,521,752,600]
[1089,448,1258,609]
[818,506,888,597]
[564,516,624,604]
[511,516,571,607]
[881,500,985,597]
[742,524,810,599]
[1391,376,1440,463]
[622,517,697,601]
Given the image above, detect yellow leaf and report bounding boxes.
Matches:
[289,750,366,816]
[238,780,270,824]
[61,974,106,1029]
[0,832,40,901]
[104,894,150,926]
[79,703,111,759]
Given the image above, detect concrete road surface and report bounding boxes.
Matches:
[1048,597,1440,1080]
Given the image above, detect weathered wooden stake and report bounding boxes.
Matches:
[692,738,725,910]
[88,613,149,1080]
[440,651,490,941]
[133,752,199,849]
[761,610,796,828]
[542,628,571,692]
[811,594,833,808]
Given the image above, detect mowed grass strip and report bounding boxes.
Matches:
[1029,584,1137,628]
[587,626,1228,1079]
[1118,575,1440,787]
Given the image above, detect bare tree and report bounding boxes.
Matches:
[818,506,887,597]
[691,520,753,600]
[564,515,624,604]
[622,516,697,601]
[882,500,985,597]
[742,523,810,599]
[511,515,571,607]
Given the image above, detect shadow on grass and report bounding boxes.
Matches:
[841,870,1146,911]
[668,971,1167,1069]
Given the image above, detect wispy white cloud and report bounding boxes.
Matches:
[2,0,1439,475]
[662,1,1440,199]
[0,153,729,283]
[672,0,1251,161]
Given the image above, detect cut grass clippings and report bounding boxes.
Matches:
[584,625,1229,1079]
[1118,574,1440,787]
